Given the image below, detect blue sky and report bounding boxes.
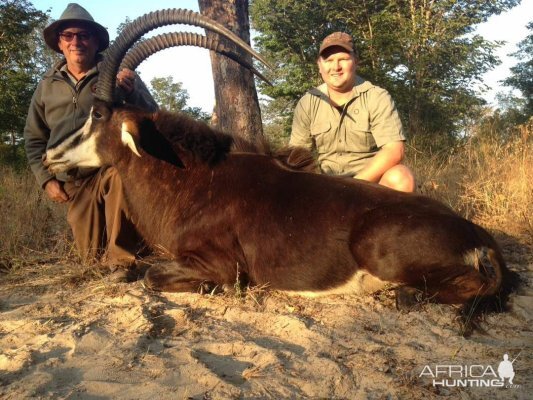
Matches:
[32,0,532,112]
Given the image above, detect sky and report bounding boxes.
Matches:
[31,0,533,112]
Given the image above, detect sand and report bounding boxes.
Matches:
[1,235,531,399]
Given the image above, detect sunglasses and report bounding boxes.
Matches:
[58,31,93,42]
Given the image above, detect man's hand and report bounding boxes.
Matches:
[116,68,136,95]
[44,179,69,203]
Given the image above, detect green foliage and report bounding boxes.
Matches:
[492,92,530,127]
[466,102,531,141]
[0,0,53,166]
[503,21,533,117]
[0,0,49,71]
[149,76,211,123]
[182,106,211,123]
[260,97,294,144]
[251,0,520,139]
[251,0,343,102]
[150,76,189,111]
[0,143,27,171]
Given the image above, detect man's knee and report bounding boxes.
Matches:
[380,165,415,192]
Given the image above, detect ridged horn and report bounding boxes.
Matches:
[119,32,272,86]
[97,8,272,104]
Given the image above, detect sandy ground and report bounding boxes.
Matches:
[1,234,531,399]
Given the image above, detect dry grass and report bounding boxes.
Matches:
[0,166,73,272]
[407,122,532,239]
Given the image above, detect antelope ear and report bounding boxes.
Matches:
[121,122,141,157]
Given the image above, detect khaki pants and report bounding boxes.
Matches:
[63,167,142,267]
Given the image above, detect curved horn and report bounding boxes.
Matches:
[97,8,272,103]
[119,32,272,86]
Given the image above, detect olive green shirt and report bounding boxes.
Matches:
[290,77,405,177]
[24,58,158,188]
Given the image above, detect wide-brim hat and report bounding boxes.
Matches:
[319,32,355,56]
[43,3,109,53]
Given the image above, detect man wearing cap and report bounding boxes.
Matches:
[290,32,415,192]
[24,3,158,278]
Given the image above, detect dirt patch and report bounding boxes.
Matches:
[1,240,531,399]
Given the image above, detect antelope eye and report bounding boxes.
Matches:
[93,110,103,119]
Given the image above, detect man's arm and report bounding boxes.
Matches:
[24,85,53,188]
[289,96,314,150]
[355,141,405,183]
[356,88,406,182]
[24,85,69,202]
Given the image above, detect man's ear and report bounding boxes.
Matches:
[121,121,141,157]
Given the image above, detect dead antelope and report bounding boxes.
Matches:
[44,9,517,333]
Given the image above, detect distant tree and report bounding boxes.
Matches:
[198,0,264,140]
[251,0,520,140]
[150,77,189,111]
[489,92,529,129]
[149,76,210,122]
[183,106,211,123]
[0,0,51,164]
[503,21,533,118]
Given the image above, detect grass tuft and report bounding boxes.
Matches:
[0,166,73,273]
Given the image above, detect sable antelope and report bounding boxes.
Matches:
[44,9,517,333]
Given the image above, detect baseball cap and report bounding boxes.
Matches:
[319,32,355,56]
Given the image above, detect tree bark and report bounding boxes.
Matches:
[198,0,264,140]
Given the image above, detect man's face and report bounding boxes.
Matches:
[317,46,357,92]
[57,23,99,71]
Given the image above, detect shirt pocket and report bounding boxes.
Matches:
[310,121,333,152]
[344,115,377,153]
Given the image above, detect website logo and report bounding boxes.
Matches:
[498,353,516,384]
[419,352,522,389]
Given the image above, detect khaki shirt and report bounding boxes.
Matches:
[290,77,405,177]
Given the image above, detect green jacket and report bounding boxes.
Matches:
[290,77,405,177]
[24,58,158,188]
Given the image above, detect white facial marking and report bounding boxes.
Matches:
[44,109,102,173]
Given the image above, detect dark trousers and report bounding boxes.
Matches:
[63,167,142,267]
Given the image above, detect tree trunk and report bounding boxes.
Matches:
[198,0,264,140]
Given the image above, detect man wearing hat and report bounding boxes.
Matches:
[24,3,158,278]
[290,32,415,192]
